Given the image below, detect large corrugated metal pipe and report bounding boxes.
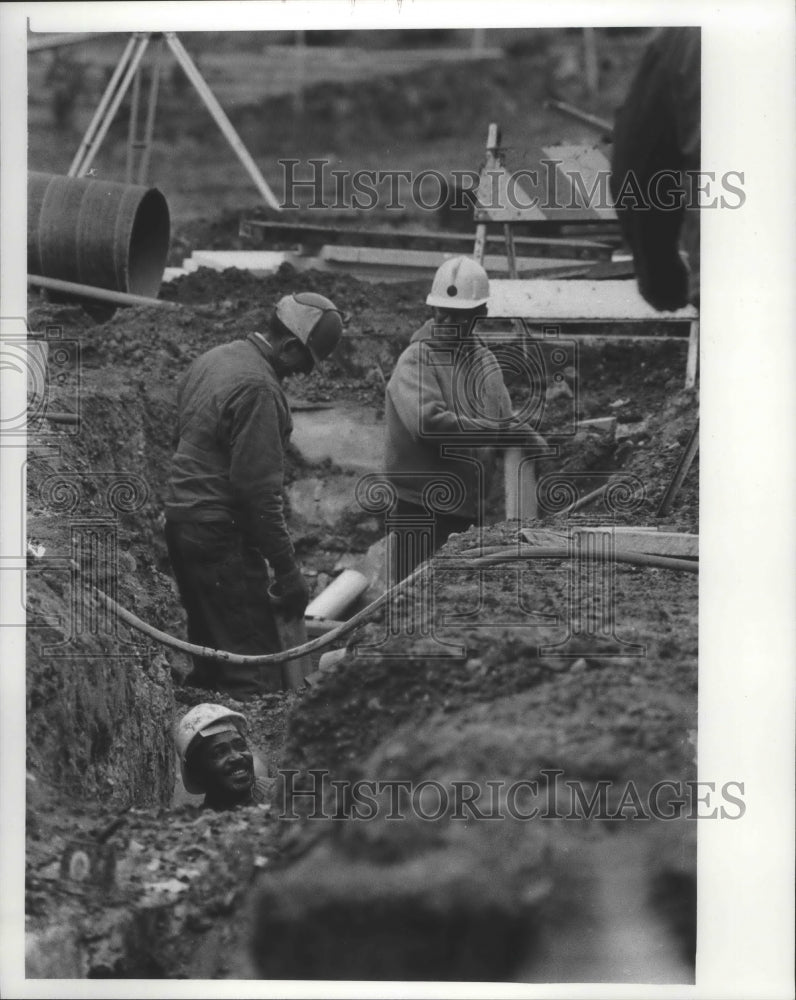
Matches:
[28,172,170,318]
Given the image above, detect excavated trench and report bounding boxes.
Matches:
[25,266,698,980]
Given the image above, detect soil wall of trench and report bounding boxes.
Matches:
[24,266,699,980]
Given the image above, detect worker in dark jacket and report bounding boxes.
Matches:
[164,292,343,697]
[384,257,523,583]
[610,26,701,310]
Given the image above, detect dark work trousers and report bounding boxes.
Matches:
[164,520,283,697]
[386,497,472,586]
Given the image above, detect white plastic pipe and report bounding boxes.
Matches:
[305,569,369,621]
[504,447,539,520]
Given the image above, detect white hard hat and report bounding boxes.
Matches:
[173,703,247,794]
[426,256,489,309]
[274,292,343,364]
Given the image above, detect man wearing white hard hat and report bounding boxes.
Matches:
[173,703,270,810]
[164,293,344,698]
[384,257,516,583]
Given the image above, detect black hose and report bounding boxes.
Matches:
[72,544,697,665]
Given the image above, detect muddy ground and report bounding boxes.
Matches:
[25,262,698,980]
[24,29,699,983]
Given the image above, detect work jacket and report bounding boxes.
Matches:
[165,333,296,576]
[384,319,513,521]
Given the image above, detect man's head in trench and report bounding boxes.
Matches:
[174,704,256,810]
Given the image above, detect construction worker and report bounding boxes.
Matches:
[164,292,344,698]
[173,703,269,811]
[384,256,524,583]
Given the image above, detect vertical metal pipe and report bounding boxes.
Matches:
[125,63,143,184]
[504,447,538,520]
[137,37,163,186]
[504,446,521,519]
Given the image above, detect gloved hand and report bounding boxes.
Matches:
[270,566,310,621]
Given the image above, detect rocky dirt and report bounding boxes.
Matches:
[24,30,699,983]
[25,262,698,980]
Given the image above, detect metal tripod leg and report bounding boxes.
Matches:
[125,36,164,186]
[69,33,151,178]
[68,33,139,177]
[124,58,143,184]
[136,37,163,185]
[164,32,281,211]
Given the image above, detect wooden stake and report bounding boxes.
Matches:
[656,421,699,518]
[685,319,699,388]
[473,122,500,265]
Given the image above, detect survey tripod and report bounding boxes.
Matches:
[67,31,281,210]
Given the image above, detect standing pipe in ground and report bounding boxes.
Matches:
[504,447,539,520]
[27,171,170,317]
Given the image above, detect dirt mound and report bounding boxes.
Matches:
[254,524,697,981]
[25,257,698,980]
[285,523,697,777]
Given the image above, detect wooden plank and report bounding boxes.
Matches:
[474,148,619,224]
[475,163,548,224]
[318,245,585,276]
[541,144,617,221]
[552,333,691,341]
[240,219,613,261]
[488,279,698,322]
[522,527,698,559]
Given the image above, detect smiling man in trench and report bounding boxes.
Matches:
[174,703,270,811]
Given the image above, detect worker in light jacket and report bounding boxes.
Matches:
[164,292,343,698]
[384,257,519,584]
